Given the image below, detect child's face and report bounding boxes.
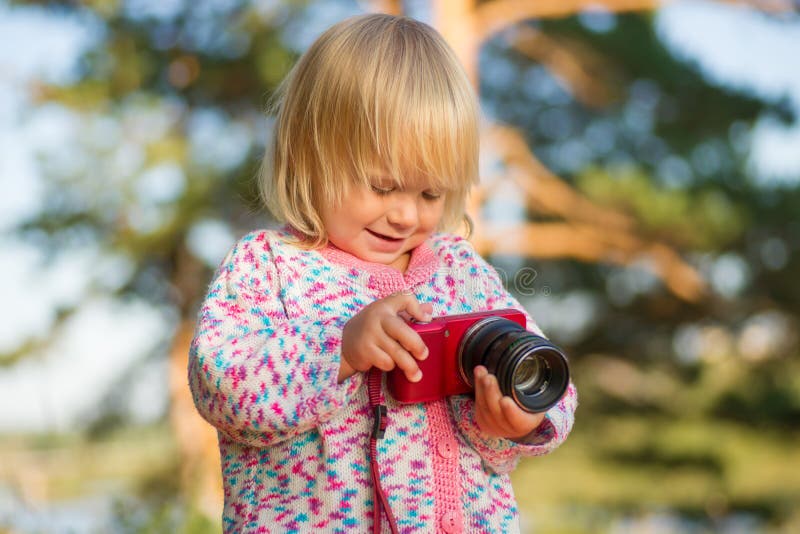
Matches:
[320,174,446,271]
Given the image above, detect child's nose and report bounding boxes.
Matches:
[387,196,418,229]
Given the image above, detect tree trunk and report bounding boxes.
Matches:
[168,243,223,520]
[169,320,223,520]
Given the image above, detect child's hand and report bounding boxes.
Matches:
[473,365,546,440]
[339,290,433,383]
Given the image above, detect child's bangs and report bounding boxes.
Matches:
[347,91,477,196]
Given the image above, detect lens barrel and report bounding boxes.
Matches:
[458,317,569,413]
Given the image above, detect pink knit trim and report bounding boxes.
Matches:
[319,240,440,293]
[281,224,440,288]
[426,400,463,533]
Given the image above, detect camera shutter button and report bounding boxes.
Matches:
[440,510,463,533]
[436,440,457,459]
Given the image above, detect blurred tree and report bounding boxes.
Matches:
[10,0,305,519]
[5,0,800,529]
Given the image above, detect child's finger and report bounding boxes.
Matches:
[474,368,514,435]
[377,336,422,382]
[383,315,429,361]
[484,374,513,433]
[368,347,397,373]
[472,370,496,433]
[419,301,434,319]
[387,290,432,323]
[479,370,504,411]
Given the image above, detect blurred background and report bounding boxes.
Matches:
[2,0,799,532]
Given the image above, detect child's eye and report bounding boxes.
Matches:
[422,191,443,200]
[371,185,395,196]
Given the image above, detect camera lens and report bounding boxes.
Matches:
[458,317,569,413]
[514,357,544,394]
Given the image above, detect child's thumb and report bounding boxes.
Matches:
[393,290,433,322]
[420,302,433,318]
[408,297,433,323]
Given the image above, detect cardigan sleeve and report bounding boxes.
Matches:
[188,232,363,448]
[445,238,578,474]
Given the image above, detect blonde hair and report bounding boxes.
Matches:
[259,13,479,248]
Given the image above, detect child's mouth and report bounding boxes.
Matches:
[367,229,403,242]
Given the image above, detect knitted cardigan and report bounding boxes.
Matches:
[188,227,577,533]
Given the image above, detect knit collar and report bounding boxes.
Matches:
[319,241,439,287]
[283,225,440,291]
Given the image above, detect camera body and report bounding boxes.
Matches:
[386,308,569,413]
[386,308,525,403]
[385,309,522,402]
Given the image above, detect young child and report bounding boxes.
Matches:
[189,13,577,533]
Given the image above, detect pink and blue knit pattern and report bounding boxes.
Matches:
[188,228,577,533]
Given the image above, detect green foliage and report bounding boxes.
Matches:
[577,165,748,250]
[513,356,800,532]
[4,1,800,531]
[539,13,772,141]
[109,499,220,534]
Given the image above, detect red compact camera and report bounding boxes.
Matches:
[386,309,569,413]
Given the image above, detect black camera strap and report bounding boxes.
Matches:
[367,367,399,534]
